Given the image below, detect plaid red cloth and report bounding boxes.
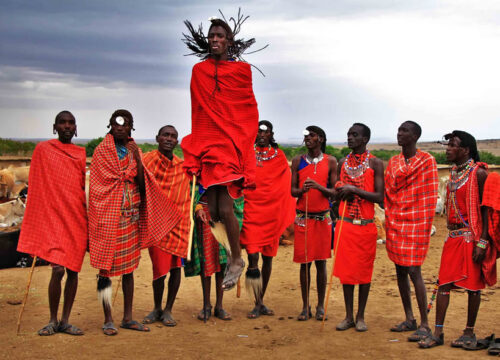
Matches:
[385,151,438,266]
[143,150,191,257]
[89,134,182,272]
[199,203,224,277]
[17,140,87,272]
[181,59,259,198]
[240,148,295,257]
[482,172,500,251]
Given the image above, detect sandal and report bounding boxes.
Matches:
[315,307,328,321]
[355,319,368,332]
[214,308,232,321]
[102,322,118,336]
[418,333,444,348]
[451,333,476,348]
[260,305,274,316]
[197,306,212,321]
[488,335,500,355]
[142,309,162,324]
[390,319,417,332]
[247,307,260,319]
[408,327,432,342]
[222,259,245,291]
[38,322,58,336]
[336,319,355,331]
[297,307,312,321]
[58,322,84,336]
[463,334,494,351]
[120,320,150,332]
[161,312,177,327]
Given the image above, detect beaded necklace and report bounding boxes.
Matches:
[344,150,370,178]
[447,158,475,227]
[255,145,278,167]
[304,152,323,174]
[448,158,474,192]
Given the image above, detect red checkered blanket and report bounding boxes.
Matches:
[88,134,182,271]
[385,151,438,266]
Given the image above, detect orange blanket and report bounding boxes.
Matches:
[17,140,87,272]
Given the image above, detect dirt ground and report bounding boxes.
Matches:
[1,215,498,360]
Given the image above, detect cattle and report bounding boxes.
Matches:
[0,198,25,227]
[436,175,449,215]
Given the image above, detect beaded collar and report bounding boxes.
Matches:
[344,150,370,178]
[255,145,278,167]
[304,152,324,174]
[448,158,474,192]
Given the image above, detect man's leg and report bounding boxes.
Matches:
[197,274,212,320]
[261,255,273,312]
[214,269,231,320]
[39,266,65,335]
[162,268,181,326]
[298,262,312,320]
[143,275,165,324]
[315,260,327,319]
[120,272,149,331]
[356,283,371,331]
[56,268,83,335]
[391,264,417,331]
[215,187,244,289]
[247,252,262,318]
[336,284,355,330]
[122,272,134,323]
[463,290,481,338]
[407,266,429,330]
[418,283,451,347]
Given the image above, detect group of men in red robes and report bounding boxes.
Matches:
[15,15,499,349]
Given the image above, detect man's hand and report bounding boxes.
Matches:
[303,177,321,192]
[126,142,141,161]
[472,246,486,263]
[196,209,208,224]
[337,184,358,201]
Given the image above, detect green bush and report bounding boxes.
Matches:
[85,137,104,157]
[0,138,37,156]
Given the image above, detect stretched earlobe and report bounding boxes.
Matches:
[53,128,56,135]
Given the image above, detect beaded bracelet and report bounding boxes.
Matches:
[476,238,489,249]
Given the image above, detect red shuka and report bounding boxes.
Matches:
[385,151,438,266]
[240,147,295,257]
[88,134,182,272]
[439,163,492,290]
[181,59,259,198]
[293,155,332,263]
[17,140,88,272]
[334,156,378,285]
[143,150,191,280]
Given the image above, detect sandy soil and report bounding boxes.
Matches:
[1,215,498,360]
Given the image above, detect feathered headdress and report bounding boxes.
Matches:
[182,8,268,76]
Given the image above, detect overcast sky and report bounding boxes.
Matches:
[1,0,499,143]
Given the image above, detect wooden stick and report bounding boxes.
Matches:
[304,192,309,319]
[16,255,37,335]
[112,277,121,306]
[322,202,347,330]
[187,174,197,261]
[236,278,241,298]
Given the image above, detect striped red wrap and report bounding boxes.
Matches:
[88,134,182,271]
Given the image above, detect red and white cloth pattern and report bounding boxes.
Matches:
[88,134,182,273]
[385,150,438,266]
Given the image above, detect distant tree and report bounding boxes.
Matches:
[85,137,104,157]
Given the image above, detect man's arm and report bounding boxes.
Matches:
[337,157,384,204]
[291,156,303,198]
[473,168,489,263]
